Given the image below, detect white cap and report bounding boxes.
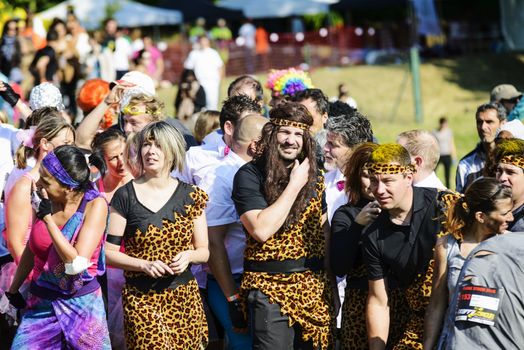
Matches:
[111,71,155,96]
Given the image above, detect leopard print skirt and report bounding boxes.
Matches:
[122,279,208,350]
[241,270,335,350]
[340,288,367,350]
[391,264,433,350]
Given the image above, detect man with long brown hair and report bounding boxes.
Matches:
[232,102,333,349]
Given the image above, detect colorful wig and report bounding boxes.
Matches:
[266,68,313,97]
[77,79,113,129]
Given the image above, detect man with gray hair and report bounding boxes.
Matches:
[397,129,446,190]
[324,101,374,221]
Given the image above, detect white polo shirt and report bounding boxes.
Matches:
[199,151,247,275]
[176,130,228,186]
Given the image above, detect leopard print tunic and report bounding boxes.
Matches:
[117,183,209,350]
[241,177,335,350]
[392,190,459,350]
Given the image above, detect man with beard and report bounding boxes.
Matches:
[363,144,456,350]
[232,102,333,349]
[456,103,506,192]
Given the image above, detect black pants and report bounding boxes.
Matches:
[437,155,452,188]
[248,289,317,350]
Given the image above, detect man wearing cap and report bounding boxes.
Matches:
[363,144,455,350]
[490,84,522,116]
[495,138,524,231]
[232,102,334,349]
[455,102,506,193]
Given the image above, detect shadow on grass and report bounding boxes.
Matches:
[432,53,524,97]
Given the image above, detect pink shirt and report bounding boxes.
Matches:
[29,219,102,281]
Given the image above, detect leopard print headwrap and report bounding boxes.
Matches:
[500,155,524,169]
[270,118,310,131]
[365,162,416,174]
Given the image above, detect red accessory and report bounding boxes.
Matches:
[336,180,345,191]
[226,293,240,302]
[224,145,230,156]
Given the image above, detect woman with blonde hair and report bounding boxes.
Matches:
[424,178,514,349]
[106,121,209,348]
[5,109,75,263]
[193,110,220,144]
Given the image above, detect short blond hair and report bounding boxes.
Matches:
[135,121,186,174]
[397,129,440,171]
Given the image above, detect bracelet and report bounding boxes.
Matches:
[226,293,240,302]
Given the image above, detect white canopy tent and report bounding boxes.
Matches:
[37,0,183,30]
[217,0,337,19]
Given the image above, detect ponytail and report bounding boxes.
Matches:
[88,152,107,178]
[445,196,470,241]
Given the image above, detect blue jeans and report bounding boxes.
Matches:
[207,274,252,350]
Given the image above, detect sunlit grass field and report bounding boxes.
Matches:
[158,53,524,190]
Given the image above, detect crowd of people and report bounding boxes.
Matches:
[1,13,524,350]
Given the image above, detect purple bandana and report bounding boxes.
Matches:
[42,151,81,188]
[42,150,100,201]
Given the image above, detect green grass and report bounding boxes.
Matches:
[157,53,524,190]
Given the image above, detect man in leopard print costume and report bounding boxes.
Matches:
[363,143,454,350]
[232,102,334,349]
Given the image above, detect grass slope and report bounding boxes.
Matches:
[158,53,524,189]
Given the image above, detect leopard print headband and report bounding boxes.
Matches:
[270,118,310,131]
[365,162,416,174]
[500,155,524,169]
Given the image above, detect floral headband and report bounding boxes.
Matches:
[270,118,310,131]
[365,162,416,175]
[500,154,524,169]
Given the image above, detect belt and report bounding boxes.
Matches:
[244,257,324,274]
[30,278,100,301]
[126,268,193,293]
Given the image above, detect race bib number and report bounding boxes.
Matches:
[455,284,501,326]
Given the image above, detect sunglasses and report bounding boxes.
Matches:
[122,104,159,116]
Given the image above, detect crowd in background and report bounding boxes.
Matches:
[1,10,524,350]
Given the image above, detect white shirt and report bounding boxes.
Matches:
[113,36,133,71]
[4,157,36,199]
[184,47,223,84]
[199,151,247,275]
[238,23,256,49]
[0,124,20,256]
[324,168,348,223]
[176,134,228,185]
[415,171,446,190]
[201,129,223,147]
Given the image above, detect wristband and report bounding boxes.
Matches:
[226,293,240,302]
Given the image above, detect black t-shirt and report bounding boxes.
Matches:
[363,187,441,287]
[232,160,326,217]
[30,46,58,85]
[110,180,193,239]
[330,199,370,277]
